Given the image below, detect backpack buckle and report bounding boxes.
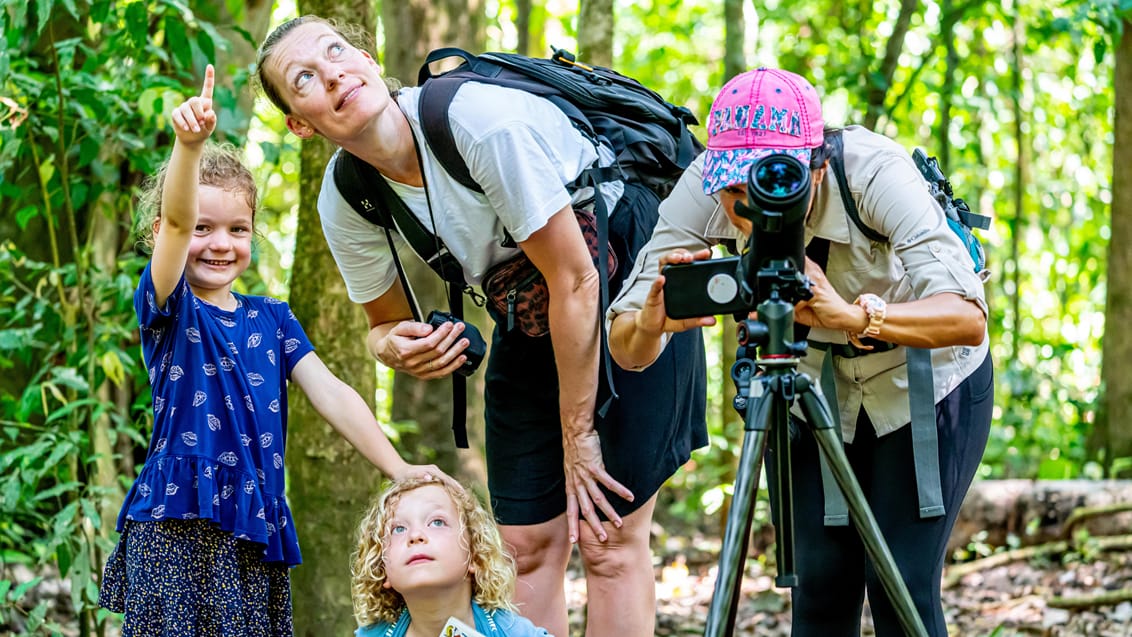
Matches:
[551,47,578,65]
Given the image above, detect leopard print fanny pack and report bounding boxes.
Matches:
[482,208,617,337]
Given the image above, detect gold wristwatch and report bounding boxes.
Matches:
[847,293,886,349]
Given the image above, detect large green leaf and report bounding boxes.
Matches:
[165,16,192,70]
[33,0,51,37]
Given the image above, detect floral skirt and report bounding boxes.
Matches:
[99,519,293,637]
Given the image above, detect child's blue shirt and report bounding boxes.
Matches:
[115,264,315,565]
[356,601,551,637]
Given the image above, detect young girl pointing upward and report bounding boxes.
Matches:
[99,64,452,636]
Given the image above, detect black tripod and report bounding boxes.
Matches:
[702,291,929,637]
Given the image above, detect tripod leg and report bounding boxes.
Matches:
[796,387,929,637]
[770,396,798,588]
[703,386,775,637]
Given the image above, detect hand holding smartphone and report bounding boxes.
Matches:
[662,256,750,319]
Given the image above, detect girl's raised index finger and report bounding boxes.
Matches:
[200,64,215,100]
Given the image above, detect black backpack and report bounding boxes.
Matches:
[414,47,703,202]
[334,47,704,286]
[332,47,704,445]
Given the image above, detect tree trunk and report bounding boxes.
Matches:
[715,0,746,541]
[285,5,380,636]
[723,0,744,82]
[515,0,533,55]
[863,0,917,131]
[949,480,1132,554]
[289,135,382,637]
[383,0,486,82]
[937,0,957,171]
[577,0,613,67]
[1007,7,1027,366]
[1094,19,1132,476]
[718,318,740,539]
[382,0,489,487]
[90,202,125,538]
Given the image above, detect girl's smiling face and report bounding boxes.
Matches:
[155,185,254,306]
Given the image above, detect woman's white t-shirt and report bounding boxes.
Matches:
[317,82,622,304]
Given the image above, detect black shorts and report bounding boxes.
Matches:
[484,326,707,525]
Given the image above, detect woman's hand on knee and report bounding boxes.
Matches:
[562,431,634,544]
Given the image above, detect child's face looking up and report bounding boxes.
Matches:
[383,484,473,595]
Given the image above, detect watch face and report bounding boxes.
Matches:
[855,294,885,339]
[858,294,885,314]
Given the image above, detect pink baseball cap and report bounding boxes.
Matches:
[701,68,825,195]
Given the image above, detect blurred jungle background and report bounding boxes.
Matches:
[2,0,1130,635]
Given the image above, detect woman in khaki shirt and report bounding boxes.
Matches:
[608,68,993,637]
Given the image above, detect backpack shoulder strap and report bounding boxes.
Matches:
[332,147,395,229]
[811,135,947,524]
[332,149,474,450]
[827,132,888,244]
[331,150,423,323]
[418,76,483,193]
[332,150,467,286]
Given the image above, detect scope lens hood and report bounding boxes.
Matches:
[749,154,809,208]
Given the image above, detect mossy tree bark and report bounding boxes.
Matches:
[578,0,613,67]
[287,2,382,635]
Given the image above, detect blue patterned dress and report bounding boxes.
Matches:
[100,264,315,636]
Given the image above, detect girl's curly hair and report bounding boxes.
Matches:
[351,477,516,626]
[134,142,256,250]
[253,15,400,115]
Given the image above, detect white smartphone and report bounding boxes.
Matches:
[440,616,486,637]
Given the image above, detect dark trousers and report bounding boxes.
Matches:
[768,354,993,636]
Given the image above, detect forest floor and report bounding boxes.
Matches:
[6,536,1132,636]
[562,537,1132,637]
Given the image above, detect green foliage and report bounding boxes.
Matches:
[0,240,148,634]
[0,0,1126,625]
[972,0,1115,481]
[0,0,247,633]
[614,0,723,125]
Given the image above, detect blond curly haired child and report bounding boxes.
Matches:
[353,477,551,637]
